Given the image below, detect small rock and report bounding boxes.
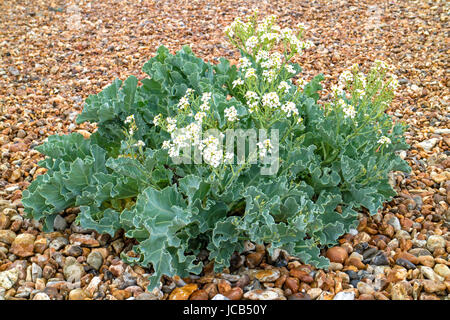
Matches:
[63,257,85,282]
[370,252,389,266]
[223,287,243,300]
[396,258,416,270]
[422,280,446,294]
[169,284,198,300]
[85,276,102,297]
[53,215,67,231]
[333,291,355,300]
[326,246,348,264]
[391,281,411,300]
[246,252,264,268]
[417,138,438,152]
[426,235,445,252]
[0,230,16,244]
[10,233,35,257]
[0,268,19,290]
[307,288,323,300]
[69,288,89,300]
[433,264,450,278]
[255,269,280,282]
[189,289,209,300]
[33,292,51,300]
[86,251,103,270]
[357,282,375,295]
[49,237,68,251]
[243,288,283,300]
[69,234,100,247]
[211,294,230,300]
[420,266,443,282]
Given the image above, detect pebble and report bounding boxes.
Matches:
[85,276,102,297]
[426,235,445,252]
[326,246,348,264]
[396,258,416,270]
[434,264,450,278]
[53,215,68,231]
[169,284,198,300]
[370,252,389,266]
[0,268,19,290]
[211,294,230,300]
[255,269,280,282]
[33,292,51,300]
[333,291,355,300]
[10,233,35,257]
[357,282,375,295]
[422,280,447,294]
[69,288,89,300]
[49,237,69,251]
[86,251,103,270]
[63,257,85,282]
[223,287,243,300]
[189,289,209,300]
[307,288,322,299]
[418,138,439,152]
[0,230,16,244]
[420,266,443,282]
[243,288,283,300]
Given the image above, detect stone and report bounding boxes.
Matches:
[333,291,355,300]
[169,284,198,300]
[391,281,411,300]
[387,268,408,282]
[387,216,401,231]
[255,269,280,282]
[420,266,443,282]
[396,258,416,270]
[289,268,313,283]
[347,256,366,270]
[211,294,230,300]
[33,292,51,300]
[371,252,389,266]
[112,289,132,300]
[31,263,42,282]
[0,230,16,244]
[0,214,11,229]
[189,289,209,300]
[69,234,100,247]
[63,245,83,257]
[245,252,264,268]
[52,215,67,231]
[33,238,48,254]
[417,138,438,152]
[243,288,283,300]
[307,288,322,300]
[69,288,89,300]
[63,257,85,282]
[326,246,348,264]
[217,279,231,294]
[329,262,343,271]
[136,292,160,300]
[85,276,101,297]
[10,233,35,257]
[418,255,435,268]
[0,268,19,290]
[86,251,103,270]
[49,237,68,251]
[426,235,445,252]
[434,264,450,278]
[288,292,311,300]
[223,287,243,300]
[284,277,299,293]
[357,282,375,295]
[422,280,446,294]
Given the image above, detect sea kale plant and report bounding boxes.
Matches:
[22,13,410,289]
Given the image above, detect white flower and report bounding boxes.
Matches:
[280,28,293,39]
[194,111,207,123]
[232,78,244,88]
[262,69,276,82]
[201,92,212,104]
[153,114,161,126]
[162,140,171,149]
[297,22,306,30]
[257,139,273,159]
[168,146,180,158]
[261,92,280,108]
[278,81,291,93]
[125,115,135,124]
[245,91,259,101]
[297,78,307,90]
[128,128,134,136]
[331,84,344,96]
[224,152,234,163]
[239,57,252,69]
[256,50,269,63]
[339,70,353,84]
[245,68,257,79]
[224,106,238,122]
[377,136,391,145]
[285,64,296,74]
[200,103,210,112]
[177,96,190,110]
[133,140,145,148]
[343,104,356,119]
[281,101,298,117]
[245,36,258,50]
[224,25,234,37]
[166,117,177,132]
[268,52,283,69]
[388,75,399,91]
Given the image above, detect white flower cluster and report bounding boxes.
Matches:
[261,92,281,109]
[232,78,244,88]
[278,81,291,93]
[257,139,273,159]
[201,135,223,168]
[125,115,135,124]
[336,99,356,119]
[281,102,298,117]
[245,91,259,113]
[377,136,391,145]
[224,106,238,122]
[296,78,307,90]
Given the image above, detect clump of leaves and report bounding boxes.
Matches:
[23,14,410,289]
